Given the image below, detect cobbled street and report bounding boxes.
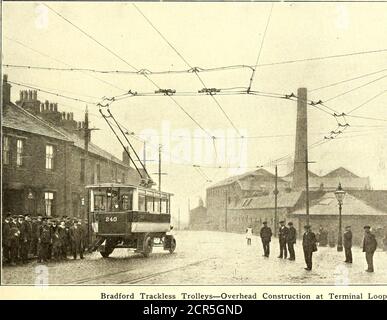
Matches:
[2,231,387,285]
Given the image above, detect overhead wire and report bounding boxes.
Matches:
[132,3,242,138]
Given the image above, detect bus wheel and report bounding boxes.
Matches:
[142,235,153,258]
[169,236,176,254]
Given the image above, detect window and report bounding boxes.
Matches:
[138,191,146,211]
[45,145,54,169]
[80,159,85,183]
[16,139,23,166]
[3,136,10,165]
[154,195,160,213]
[44,192,54,216]
[121,191,133,211]
[146,193,154,212]
[122,172,126,184]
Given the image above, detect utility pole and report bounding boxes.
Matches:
[152,144,167,192]
[273,165,279,236]
[295,149,315,227]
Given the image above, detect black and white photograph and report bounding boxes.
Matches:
[1,0,387,294]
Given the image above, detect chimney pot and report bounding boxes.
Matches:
[67,113,70,120]
[54,103,58,112]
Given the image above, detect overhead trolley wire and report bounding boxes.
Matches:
[132,3,242,138]
[44,4,214,141]
[347,89,387,114]
[247,2,274,92]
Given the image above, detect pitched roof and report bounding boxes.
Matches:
[291,192,387,216]
[308,176,370,190]
[229,191,303,210]
[348,190,387,212]
[2,103,70,142]
[208,168,285,190]
[324,167,360,178]
[283,170,320,178]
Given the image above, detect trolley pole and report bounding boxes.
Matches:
[158,144,161,191]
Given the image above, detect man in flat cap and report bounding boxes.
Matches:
[38,217,52,263]
[278,220,289,259]
[343,226,353,263]
[70,219,84,260]
[287,222,297,261]
[9,216,21,266]
[19,214,32,264]
[260,221,272,257]
[2,213,12,264]
[362,225,377,272]
[302,225,317,271]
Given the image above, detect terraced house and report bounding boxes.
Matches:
[2,75,140,218]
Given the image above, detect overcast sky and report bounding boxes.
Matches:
[3,2,387,225]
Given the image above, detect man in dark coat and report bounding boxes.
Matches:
[363,225,377,272]
[2,214,12,264]
[31,216,40,257]
[287,222,297,261]
[38,218,52,263]
[19,214,33,264]
[278,221,289,259]
[9,216,21,266]
[58,220,68,259]
[70,220,84,260]
[260,221,272,257]
[343,226,353,263]
[302,225,317,271]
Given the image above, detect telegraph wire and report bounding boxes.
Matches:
[323,74,387,103]
[347,89,387,114]
[7,80,98,105]
[132,3,242,138]
[3,36,126,92]
[247,2,274,92]
[310,67,387,92]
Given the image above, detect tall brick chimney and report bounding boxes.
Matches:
[2,74,11,106]
[292,87,308,190]
[16,89,41,114]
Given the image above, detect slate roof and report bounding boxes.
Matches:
[208,168,286,190]
[228,191,303,210]
[2,103,70,142]
[292,192,387,216]
[324,167,360,178]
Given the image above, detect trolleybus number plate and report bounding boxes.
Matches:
[105,216,118,222]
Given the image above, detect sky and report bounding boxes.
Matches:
[3,2,387,226]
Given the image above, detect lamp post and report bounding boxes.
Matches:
[334,183,346,252]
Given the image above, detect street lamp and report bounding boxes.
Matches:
[334,183,346,252]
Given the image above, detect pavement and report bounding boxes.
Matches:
[2,230,387,285]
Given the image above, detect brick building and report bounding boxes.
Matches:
[188,198,208,230]
[2,75,140,218]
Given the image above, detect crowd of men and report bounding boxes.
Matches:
[257,221,380,272]
[2,213,90,266]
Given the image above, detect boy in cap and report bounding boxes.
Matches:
[302,225,317,271]
[343,226,353,263]
[260,221,272,257]
[363,226,377,272]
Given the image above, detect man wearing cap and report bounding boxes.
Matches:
[70,219,84,260]
[2,214,12,264]
[363,226,377,272]
[302,225,317,271]
[19,214,33,264]
[260,221,272,257]
[31,216,40,257]
[278,220,289,259]
[38,218,52,263]
[51,219,62,261]
[58,220,68,259]
[287,222,297,261]
[343,226,353,263]
[9,216,21,266]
